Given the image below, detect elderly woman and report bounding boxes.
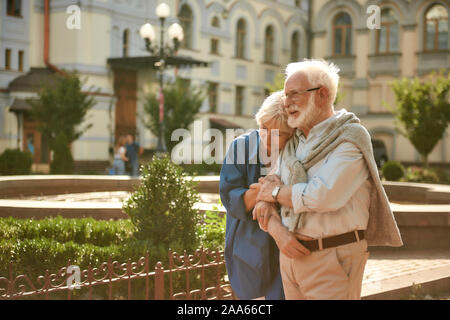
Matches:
[219,91,295,300]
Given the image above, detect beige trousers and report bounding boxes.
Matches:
[280,238,369,300]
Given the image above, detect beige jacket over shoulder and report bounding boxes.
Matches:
[278,109,403,247]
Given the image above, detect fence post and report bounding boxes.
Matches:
[154,262,164,300]
[7,262,14,299]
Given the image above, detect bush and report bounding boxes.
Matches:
[0,148,33,175]
[0,216,135,246]
[122,155,201,256]
[0,211,226,299]
[182,162,222,176]
[403,166,441,184]
[382,161,405,181]
[197,204,226,250]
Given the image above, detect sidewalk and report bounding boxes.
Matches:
[361,249,450,299]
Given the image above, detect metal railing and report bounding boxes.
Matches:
[0,248,234,300]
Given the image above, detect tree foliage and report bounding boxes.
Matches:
[28,71,96,173]
[122,155,201,256]
[387,70,450,167]
[143,78,205,152]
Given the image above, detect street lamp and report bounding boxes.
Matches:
[140,3,184,154]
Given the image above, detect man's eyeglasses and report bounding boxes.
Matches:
[282,87,321,103]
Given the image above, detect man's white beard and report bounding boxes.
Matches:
[287,95,318,130]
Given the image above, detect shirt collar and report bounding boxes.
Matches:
[304,108,348,142]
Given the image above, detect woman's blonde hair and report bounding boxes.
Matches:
[255,90,291,131]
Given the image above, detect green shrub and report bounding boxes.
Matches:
[0,216,135,246]
[404,166,441,184]
[122,155,201,256]
[0,212,226,300]
[382,161,405,181]
[0,148,33,175]
[182,162,222,176]
[197,204,226,250]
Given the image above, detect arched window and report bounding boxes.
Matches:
[211,16,220,28]
[210,16,220,55]
[178,4,193,49]
[122,29,129,57]
[333,12,352,56]
[291,31,300,61]
[264,25,275,63]
[377,8,399,53]
[236,18,247,59]
[425,4,448,51]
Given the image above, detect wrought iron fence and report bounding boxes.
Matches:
[0,248,235,300]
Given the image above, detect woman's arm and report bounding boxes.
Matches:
[243,184,260,212]
[120,147,129,162]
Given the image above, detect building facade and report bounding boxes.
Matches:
[311,0,449,164]
[0,0,449,172]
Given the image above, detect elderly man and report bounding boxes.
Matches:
[253,59,402,300]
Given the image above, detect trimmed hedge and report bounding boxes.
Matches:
[0,214,225,276]
[0,148,33,175]
[0,216,135,247]
[382,161,405,181]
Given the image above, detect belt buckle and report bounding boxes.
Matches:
[355,230,360,242]
[318,238,323,251]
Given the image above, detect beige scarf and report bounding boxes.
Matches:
[279,111,403,247]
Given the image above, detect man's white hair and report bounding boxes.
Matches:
[285,59,340,106]
[255,90,290,129]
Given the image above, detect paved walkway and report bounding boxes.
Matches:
[362,249,450,299]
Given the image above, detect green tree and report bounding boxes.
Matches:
[122,155,200,256]
[143,78,205,152]
[387,70,450,167]
[28,71,96,173]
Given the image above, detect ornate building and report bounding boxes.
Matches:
[0,0,449,171]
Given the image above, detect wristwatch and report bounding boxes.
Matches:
[271,186,281,201]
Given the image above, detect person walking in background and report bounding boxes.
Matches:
[125,134,143,177]
[113,135,128,175]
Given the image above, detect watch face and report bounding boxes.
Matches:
[272,186,280,198]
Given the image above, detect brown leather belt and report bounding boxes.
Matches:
[298,230,365,252]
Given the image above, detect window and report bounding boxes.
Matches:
[210,16,220,55]
[291,31,300,61]
[210,38,219,54]
[7,0,21,17]
[208,82,218,113]
[18,50,24,72]
[178,4,193,49]
[211,16,220,28]
[333,12,352,56]
[235,86,244,116]
[236,19,247,59]
[122,29,129,57]
[264,25,275,64]
[425,4,448,51]
[377,8,399,54]
[5,49,11,70]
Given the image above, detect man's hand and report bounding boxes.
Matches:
[256,174,282,203]
[268,221,313,259]
[252,201,278,231]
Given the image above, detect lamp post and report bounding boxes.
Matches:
[139,3,184,154]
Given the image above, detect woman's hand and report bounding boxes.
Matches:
[252,201,279,231]
[243,183,261,212]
